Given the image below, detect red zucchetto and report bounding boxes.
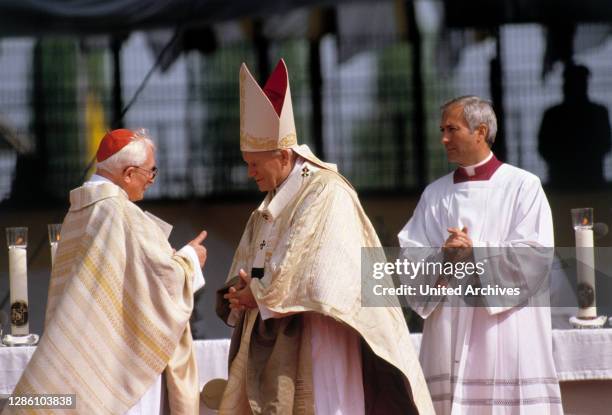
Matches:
[96,129,135,162]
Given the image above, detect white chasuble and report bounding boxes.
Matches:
[6,182,199,415]
[220,157,435,415]
[399,159,563,415]
[254,160,366,415]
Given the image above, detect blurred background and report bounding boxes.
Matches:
[1,0,612,339]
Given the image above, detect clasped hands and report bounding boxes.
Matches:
[443,226,473,262]
[224,269,258,311]
[437,226,473,287]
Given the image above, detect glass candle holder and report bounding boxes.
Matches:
[48,223,62,268]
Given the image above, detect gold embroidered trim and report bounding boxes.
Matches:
[240,132,297,151]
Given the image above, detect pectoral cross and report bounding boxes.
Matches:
[259,240,266,250]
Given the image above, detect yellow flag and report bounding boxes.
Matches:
[85,91,107,176]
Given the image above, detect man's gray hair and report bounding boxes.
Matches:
[441,96,498,147]
[96,128,156,175]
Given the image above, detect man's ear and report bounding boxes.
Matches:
[280,149,291,165]
[476,124,488,143]
[123,167,134,184]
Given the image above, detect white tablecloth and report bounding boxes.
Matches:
[0,339,231,415]
[1,330,611,413]
[552,329,612,381]
[0,345,35,396]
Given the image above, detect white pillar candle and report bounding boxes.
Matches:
[575,228,596,318]
[8,245,29,335]
[50,241,58,269]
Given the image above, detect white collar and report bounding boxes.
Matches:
[84,174,113,186]
[460,151,493,177]
[275,157,304,194]
[258,157,308,221]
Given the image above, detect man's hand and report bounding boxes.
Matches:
[224,269,257,311]
[188,230,208,268]
[443,226,473,263]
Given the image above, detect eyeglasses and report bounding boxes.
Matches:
[129,165,158,179]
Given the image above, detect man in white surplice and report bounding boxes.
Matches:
[398,96,563,415]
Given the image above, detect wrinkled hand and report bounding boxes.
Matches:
[188,230,208,268]
[224,269,257,311]
[443,226,473,263]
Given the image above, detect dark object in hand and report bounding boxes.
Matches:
[216,275,242,322]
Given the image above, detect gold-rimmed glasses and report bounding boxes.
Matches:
[129,165,158,180]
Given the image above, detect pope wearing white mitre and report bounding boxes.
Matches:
[6,129,207,415]
[211,59,434,415]
[398,96,563,415]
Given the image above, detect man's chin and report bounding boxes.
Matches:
[129,190,146,202]
[255,182,269,192]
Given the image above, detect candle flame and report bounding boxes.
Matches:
[16,236,24,245]
[56,234,60,241]
[582,217,589,226]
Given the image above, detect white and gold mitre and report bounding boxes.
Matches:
[240,58,297,152]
